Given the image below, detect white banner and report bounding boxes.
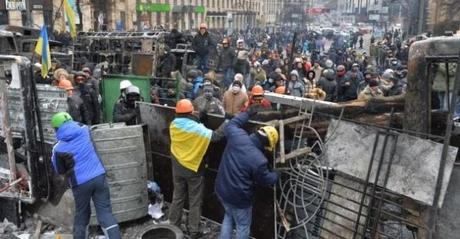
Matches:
[5,0,26,11]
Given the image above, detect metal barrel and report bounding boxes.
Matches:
[89,123,148,225]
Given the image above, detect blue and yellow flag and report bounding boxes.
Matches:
[63,0,77,39]
[34,26,51,78]
[170,118,212,172]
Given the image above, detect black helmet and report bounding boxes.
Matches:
[322,69,335,80]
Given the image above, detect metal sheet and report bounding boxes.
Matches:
[324,119,458,207]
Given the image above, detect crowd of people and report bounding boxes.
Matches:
[152,24,409,120]
[42,23,414,239]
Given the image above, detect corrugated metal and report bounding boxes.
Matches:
[89,123,149,224]
[0,84,68,143]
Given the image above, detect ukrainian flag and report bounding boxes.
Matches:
[34,26,51,78]
[170,118,212,172]
[63,0,77,39]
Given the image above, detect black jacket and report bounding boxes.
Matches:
[157,52,177,77]
[192,32,215,56]
[113,99,138,125]
[317,77,338,102]
[67,92,91,125]
[217,47,236,71]
[75,84,100,125]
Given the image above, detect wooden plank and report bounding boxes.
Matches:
[275,147,311,163]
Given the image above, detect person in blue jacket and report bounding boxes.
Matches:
[215,109,279,239]
[50,112,121,239]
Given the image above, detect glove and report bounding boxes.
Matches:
[246,105,259,117]
[199,110,208,122]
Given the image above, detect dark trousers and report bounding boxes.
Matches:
[72,174,121,239]
[168,168,204,235]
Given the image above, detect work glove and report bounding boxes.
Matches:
[246,105,259,117]
[199,109,208,123]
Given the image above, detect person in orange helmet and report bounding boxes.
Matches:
[241,85,272,112]
[192,23,216,73]
[57,79,91,125]
[168,99,225,239]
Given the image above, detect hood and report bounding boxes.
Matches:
[56,121,85,142]
[290,70,299,79]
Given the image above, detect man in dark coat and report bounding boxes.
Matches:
[217,37,237,88]
[215,110,279,239]
[157,46,177,78]
[192,23,216,73]
[74,72,101,125]
[113,85,142,125]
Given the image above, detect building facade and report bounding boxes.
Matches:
[50,0,266,32]
[0,0,53,28]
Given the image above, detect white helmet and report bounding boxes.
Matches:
[120,80,133,90]
[125,85,140,95]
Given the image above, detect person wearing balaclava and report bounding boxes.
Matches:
[223,80,249,117]
[113,85,142,125]
[358,71,384,100]
[193,84,225,116]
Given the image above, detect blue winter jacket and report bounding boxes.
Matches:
[51,121,105,188]
[215,112,278,208]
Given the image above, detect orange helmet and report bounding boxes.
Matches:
[57,79,74,90]
[175,99,194,114]
[251,85,264,96]
[275,86,286,94]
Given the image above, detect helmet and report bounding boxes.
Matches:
[234,73,244,82]
[352,63,360,68]
[175,99,194,114]
[382,71,394,81]
[51,112,73,129]
[251,85,264,96]
[322,69,335,80]
[120,80,133,90]
[275,86,286,94]
[187,69,198,79]
[237,39,244,44]
[58,79,74,90]
[325,59,334,68]
[126,85,140,95]
[262,59,270,66]
[199,23,207,29]
[259,126,279,151]
[254,61,261,67]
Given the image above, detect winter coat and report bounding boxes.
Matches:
[336,75,359,102]
[157,52,177,78]
[52,121,105,188]
[223,90,249,116]
[192,31,215,56]
[358,85,384,100]
[75,84,100,125]
[217,47,236,71]
[250,68,267,84]
[215,112,278,208]
[113,99,139,125]
[67,92,91,125]
[317,77,337,102]
[288,80,305,98]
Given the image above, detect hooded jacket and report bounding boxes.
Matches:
[52,121,105,188]
[215,112,278,208]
